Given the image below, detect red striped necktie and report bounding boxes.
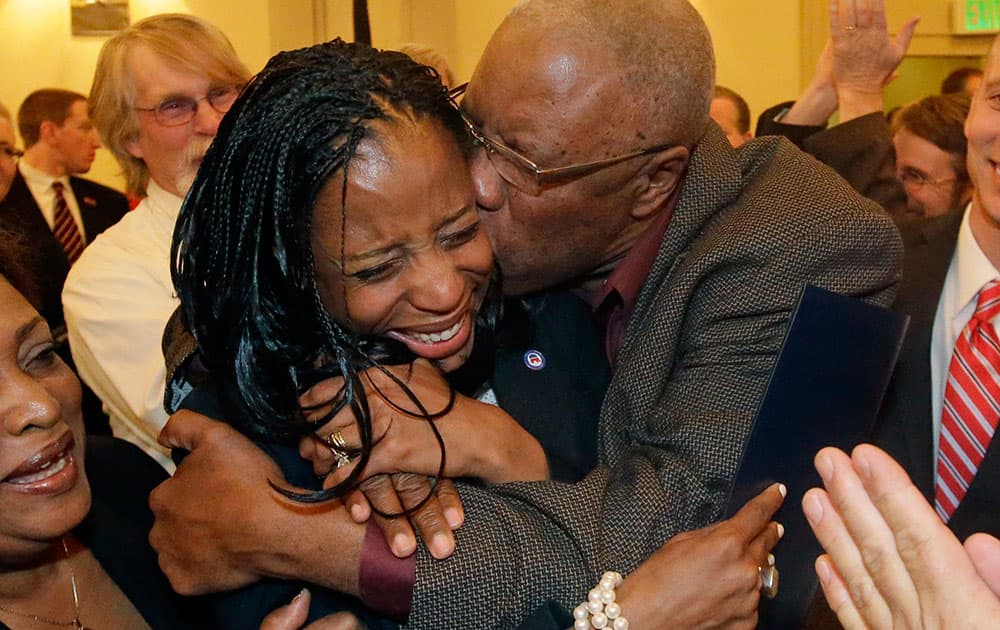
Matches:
[935,278,1000,521]
[52,181,84,264]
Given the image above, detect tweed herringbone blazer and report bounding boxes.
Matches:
[756,109,910,221]
[405,126,903,628]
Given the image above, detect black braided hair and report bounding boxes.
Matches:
[171,38,498,503]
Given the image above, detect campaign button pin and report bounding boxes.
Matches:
[523,349,545,370]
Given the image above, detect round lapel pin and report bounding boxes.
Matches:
[523,349,546,370]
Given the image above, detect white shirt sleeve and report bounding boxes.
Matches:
[62,220,178,471]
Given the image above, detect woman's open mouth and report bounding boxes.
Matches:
[386,312,474,361]
[2,431,79,495]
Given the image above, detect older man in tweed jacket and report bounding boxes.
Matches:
[148,1,902,627]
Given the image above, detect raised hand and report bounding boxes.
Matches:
[830,0,918,121]
[803,445,1000,629]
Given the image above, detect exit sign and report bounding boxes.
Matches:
[954,0,1000,35]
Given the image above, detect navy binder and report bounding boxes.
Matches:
[724,285,909,629]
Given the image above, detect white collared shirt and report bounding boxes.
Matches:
[930,203,1000,463]
[63,180,183,471]
[18,159,87,241]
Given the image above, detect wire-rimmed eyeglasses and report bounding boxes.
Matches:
[449,82,672,196]
[134,85,241,127]
[896,168,957,190]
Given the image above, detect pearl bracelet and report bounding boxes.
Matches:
[572,571,629,630]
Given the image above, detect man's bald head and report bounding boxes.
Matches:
[498,0,715,148]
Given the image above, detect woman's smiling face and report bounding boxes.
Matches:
[0,277,90,560]
[311,116,493,373]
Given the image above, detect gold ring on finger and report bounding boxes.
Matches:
[325,430,349,451]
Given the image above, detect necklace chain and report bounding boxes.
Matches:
[0,538,87,629]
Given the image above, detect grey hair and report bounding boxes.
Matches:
[506,0,715,147]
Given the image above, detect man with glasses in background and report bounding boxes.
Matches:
[892,93,973,219]
[149,1,902,626]
[62,13,249,469]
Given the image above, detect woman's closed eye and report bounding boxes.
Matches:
[23,342,59,374]
[350,258,404,284]
[439,221,480,248]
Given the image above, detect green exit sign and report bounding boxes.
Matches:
[955,0,1000,34]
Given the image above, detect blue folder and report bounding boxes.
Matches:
[724,285,909,629]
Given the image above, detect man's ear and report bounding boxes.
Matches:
[124,136,144,160]
[38,120,58,145]
[630,145,690,220]
[961,179,975,205]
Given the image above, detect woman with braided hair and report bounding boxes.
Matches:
[165,37,785,630]
[173,35,549,481]
[167,36,551,626]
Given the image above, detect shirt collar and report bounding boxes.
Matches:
[591,205,674,314]
[18,159,69,189]
[952,201,999,314]
[141,178,186,233]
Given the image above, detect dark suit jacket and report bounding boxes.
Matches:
[0,169,128,327]
[874,211,1000,540]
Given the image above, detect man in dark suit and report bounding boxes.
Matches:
[752,0,1000,545]
[0,88,128,328]
[877,210,1000,542]
[0,89,129,436]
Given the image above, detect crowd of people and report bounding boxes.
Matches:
[0,0,998,628]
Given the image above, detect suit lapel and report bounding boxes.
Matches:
[1,170,58,243]
[71,176,129,238]
[3,169,44,219]
[876,213,961,496]
[950,433,1000,538]
[492,293,609,482]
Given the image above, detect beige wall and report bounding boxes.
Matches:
[693,0,801,134]
[321,0,802,128]
[3,0,996,193]
[322,0,516,83]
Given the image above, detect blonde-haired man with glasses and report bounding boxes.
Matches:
[63,13,250,469]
